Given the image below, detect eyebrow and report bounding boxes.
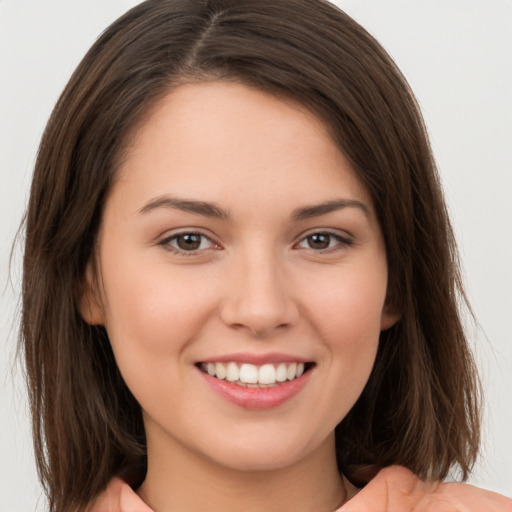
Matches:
[139,195,229,219]
[291,199,370,221]
[138,195,369,221]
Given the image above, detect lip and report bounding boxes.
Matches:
[197,364,313,409]
[199,352,311,365]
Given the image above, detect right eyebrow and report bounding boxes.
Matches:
[138,195,229,220]
[291,198,370,221]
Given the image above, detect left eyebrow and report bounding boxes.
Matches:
[138,195,229,219]
[291,199,370,221]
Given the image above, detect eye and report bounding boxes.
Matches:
[296,232,351,251]
[161,232,217,253]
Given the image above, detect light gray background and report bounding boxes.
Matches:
[1,1,511,511]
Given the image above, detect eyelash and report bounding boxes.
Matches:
[159,231,219,256]
[158,230,353,256]
[294,231,353,252]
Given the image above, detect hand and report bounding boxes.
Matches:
[339,465,512,512]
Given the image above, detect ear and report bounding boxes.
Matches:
[79,261,106,325]
[380,304,401,331]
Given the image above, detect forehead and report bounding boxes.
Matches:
[111,81,374,218]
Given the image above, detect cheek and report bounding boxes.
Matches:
[99,254,218,364]
[298,261,387,404]
[98,262,223,419]
[303,262,388,344]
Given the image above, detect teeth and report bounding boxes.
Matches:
[239,363,258,384]
[215,362,227,380]
[226,362,239,382]
[286,362,297,380]
[275,363,287,382]
[258,364,276,384]
[200,361,310,386]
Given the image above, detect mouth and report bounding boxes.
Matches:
[197,361,315,388]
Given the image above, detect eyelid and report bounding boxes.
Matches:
[158,229,222,255]
[294,229,354,251]
[156,227,353,255]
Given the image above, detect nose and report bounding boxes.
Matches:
[219,249,299,337]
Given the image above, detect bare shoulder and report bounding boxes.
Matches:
[340,465,512,512]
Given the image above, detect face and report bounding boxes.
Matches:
[82,81,397,472]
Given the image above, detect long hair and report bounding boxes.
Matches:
[21,1,480,510]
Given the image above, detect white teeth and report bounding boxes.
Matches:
[258,364,276,385]
[275,363,287,382]
[239,363,259,384]
[201,361,310,386]
[286,362,297,380]
[215,362,227,380]
[226,362,239,382]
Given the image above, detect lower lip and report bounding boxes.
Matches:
[198,369,312,409]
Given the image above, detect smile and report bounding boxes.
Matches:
[198,361,312,388]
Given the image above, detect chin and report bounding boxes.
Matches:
[198,431,330,473]
[209,450,304,472]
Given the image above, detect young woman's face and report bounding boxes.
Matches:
[83,81,397,472]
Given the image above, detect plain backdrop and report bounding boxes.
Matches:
[1,1,511,510]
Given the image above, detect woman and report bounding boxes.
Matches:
[19,0,511,511]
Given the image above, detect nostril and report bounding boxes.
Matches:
[218,272,299,335]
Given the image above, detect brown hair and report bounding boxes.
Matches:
[21,0,480,510]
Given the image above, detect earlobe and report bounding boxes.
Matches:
[380,306,401,331]
[79,262,106,325]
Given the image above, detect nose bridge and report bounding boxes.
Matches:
[220,242,297,335]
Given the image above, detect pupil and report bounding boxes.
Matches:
[309,234,330,249]
[178,234,201,250]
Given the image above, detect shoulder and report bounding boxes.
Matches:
[340,466,512,512]
[86,477,154,512]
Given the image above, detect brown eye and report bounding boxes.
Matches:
[176,233,202,250]
[163,232,215,253]
[306,233,331,250]
[296,232,351,251]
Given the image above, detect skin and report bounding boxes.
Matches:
[339,466,512,512]
[81,81,511,512]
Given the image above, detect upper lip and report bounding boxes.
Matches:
[198,352,312,365]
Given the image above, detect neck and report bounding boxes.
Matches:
[137,429,347,512]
